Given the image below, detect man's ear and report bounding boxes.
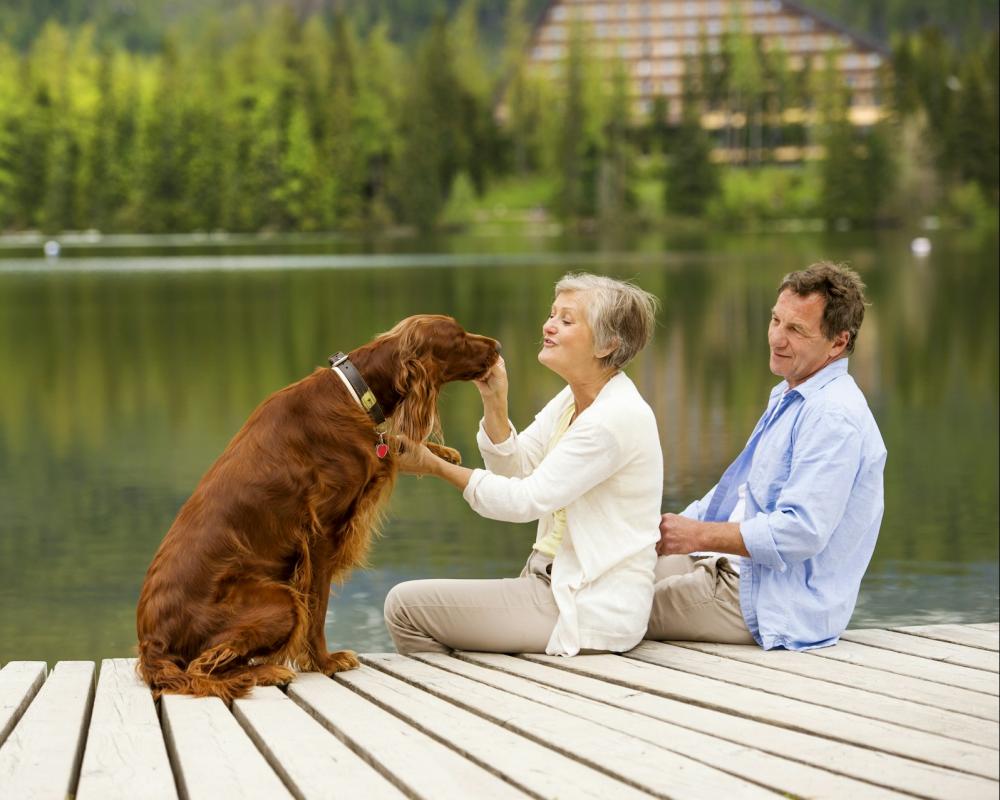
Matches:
[830,330,850,357]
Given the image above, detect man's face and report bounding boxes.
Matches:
[768,290,848,388]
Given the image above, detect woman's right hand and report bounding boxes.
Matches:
[474,356,508,402]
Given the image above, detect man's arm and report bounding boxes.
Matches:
[740,410,864,570]
[657,514,749,557]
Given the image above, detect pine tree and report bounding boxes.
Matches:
[597,60,636,221]
[553,20,598,221]
[664,60,718,217]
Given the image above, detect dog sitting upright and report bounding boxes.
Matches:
[136,315,500,701]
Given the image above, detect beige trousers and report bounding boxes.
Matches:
[647,555,755,644]
[384,551,559,655]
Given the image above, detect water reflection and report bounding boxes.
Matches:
[1,231,997,664]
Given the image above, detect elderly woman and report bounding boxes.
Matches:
[386,273,662,656]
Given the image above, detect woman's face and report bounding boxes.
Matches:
[538,291,599,379]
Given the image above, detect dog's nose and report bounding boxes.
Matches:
[494,341,502,354]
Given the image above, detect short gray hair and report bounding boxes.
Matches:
[554,273,659,370]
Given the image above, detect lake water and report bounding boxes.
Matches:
[1,229,997,664]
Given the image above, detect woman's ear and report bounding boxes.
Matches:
[594,337,619,360]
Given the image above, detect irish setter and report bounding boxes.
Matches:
[136,315,499,702]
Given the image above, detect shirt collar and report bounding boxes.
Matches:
[772,357,850,401]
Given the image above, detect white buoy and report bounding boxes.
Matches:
[910,237,932,257]
[43,240,61,258]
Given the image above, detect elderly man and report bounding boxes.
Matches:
[649,261,887,650]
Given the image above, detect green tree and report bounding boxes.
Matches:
[664,61,718,217]
[818,56,896,225]
[597,60,636,221]
[390,16,469,230]
[552,20,600,221]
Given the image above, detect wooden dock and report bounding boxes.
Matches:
[1,622,997,799]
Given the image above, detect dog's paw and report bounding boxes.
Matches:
[321,649,360,674]
[426,442,462,465]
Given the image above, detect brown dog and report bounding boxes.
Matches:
[136,315,500,701]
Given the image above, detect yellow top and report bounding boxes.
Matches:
[532,402,575,558]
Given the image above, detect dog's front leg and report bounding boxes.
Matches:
[426,442,462,464]
[303,565,360,675]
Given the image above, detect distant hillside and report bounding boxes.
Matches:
[2,0,997,53]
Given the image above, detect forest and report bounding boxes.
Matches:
[0,0,996,234]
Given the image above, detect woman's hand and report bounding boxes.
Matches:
[394,435,474,491]
[475,356,511,444]
[394,438,438,476]
[474,356,508,402]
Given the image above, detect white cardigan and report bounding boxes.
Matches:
[462,372,663,656]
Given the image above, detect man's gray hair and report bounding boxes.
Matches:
[554,272,660,370]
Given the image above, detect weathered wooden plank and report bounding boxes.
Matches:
[670,640,999,721]
[161,694,292,800]
[808,639,998,695]
[634,640,994,746]
[76,658,176,800]
[624,641,996,778]
[0,660,95,800]
[364,652,783,800]
[512,652,998,800]
[891,624,1000,652]
[437,651,912,800]
[336,664,651,800]
[0,662,46,747]
[844,628,999,671]
[289,672,530,799]
[232,684,405,800]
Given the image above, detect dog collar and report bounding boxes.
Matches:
[329,352,389,437]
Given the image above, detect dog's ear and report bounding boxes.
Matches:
[392,356,441,442]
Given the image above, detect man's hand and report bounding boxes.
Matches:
[657,513,703,556]
[657,515,750,558]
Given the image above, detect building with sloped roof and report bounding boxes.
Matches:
[524,0,890,161]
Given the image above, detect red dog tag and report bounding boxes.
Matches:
[376,443,389,459]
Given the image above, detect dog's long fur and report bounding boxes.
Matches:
[136,315,499,702]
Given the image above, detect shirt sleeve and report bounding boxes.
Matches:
[476,414,549,479]
[463,416,623,524]
[740,409,863,571]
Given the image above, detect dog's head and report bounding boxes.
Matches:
[375,315,500,442]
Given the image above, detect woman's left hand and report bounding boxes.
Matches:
[394,438,437,476]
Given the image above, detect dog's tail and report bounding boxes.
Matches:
[136,640,292,704]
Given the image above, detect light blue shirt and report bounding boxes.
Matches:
[682,359,887,650]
